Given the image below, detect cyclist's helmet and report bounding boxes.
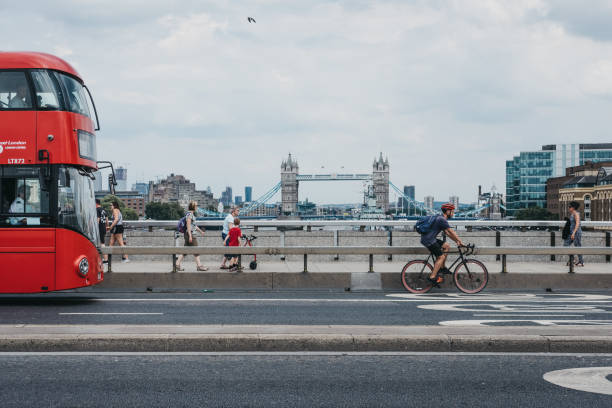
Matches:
[441,203,455,212]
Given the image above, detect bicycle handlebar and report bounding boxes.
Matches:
[458,243,475,256]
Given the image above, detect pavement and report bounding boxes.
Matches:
[97,260,612,290]
[1,324,611,353]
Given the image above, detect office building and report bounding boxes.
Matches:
[424,196,434,210]
[115,166,128,192]
[506,144,612,215]
[132,182,149,197]
[401,185,415,214]
[235,196,243,205]
[221,187,233,207]
[245,186,252,203]
[449,195,459,210]
[149,174,217,210]
[548,163,612,221]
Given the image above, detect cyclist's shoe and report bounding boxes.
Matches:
[440,267,452,275]
[428,275,444,287]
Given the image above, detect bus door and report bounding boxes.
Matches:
[0,70,37,165]
[0,166,55,293]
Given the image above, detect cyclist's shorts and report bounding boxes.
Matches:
[426,239,445,257]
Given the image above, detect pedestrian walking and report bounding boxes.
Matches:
[224,217,243,271]
[108,200,129,263]
[220,206,240,269]
[564,201,584,267]
[95,199,109,264]
[176,201,208,271]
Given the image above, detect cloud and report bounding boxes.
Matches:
[2,0,612,204]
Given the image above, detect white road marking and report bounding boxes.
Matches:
[543,367,612,396]
[472,314,584,317]
[58,313,164,315]
[1,351,612,357]
[419,304,611,313]
[439,319,612,326]
[387,294,612,302]
[89,294,612,303]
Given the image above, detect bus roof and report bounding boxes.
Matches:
[0,52,81,79]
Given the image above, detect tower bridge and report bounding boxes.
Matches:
[279,153,390,215]
[216,153,486,219]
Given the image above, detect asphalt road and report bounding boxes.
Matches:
[1,291,611,326]
[0,353,610,407]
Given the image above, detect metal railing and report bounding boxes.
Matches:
[124,220,612,229]
[102,245,612,274]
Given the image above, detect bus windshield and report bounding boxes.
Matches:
[0,165,99,245]
[57,166,99,245]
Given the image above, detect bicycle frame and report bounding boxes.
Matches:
[417,244,475,274]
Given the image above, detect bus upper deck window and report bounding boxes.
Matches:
[0,71,33,110]
[31,70,64,110]
[58,73,91,118]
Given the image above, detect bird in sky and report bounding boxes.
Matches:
[247,17,256,23]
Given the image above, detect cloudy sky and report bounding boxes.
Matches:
[2,0,612,205]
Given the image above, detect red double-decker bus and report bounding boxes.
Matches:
[0,52,104,293]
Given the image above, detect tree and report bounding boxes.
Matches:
[101,194,139,220]
[145,202,185,220]
[514,207,557,221]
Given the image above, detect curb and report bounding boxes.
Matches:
[94,272,612,291]
[2,335,611,353]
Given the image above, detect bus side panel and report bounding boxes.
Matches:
[0,228,55,293]
[55,228,102,291]
[0,111,37,165]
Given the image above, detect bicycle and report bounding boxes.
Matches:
[401,244,488,294]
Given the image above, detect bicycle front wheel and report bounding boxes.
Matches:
[453,259,488,294]
[401,260,434,294]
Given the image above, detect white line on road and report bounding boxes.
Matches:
[91,297,612,304]
[58,313,164,315]
[2,351,612,357]
[472,314,585,317]
[439,319,612,326]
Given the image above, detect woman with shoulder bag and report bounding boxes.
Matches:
[176,201,208,271]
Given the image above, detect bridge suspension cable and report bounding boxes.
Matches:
[388,181,438,215]
[240,182,282,215]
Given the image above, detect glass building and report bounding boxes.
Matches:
[506,144,612,215]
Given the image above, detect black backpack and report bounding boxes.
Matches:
[561,217,571,240]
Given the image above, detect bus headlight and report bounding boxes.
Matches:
[77,257,89,277]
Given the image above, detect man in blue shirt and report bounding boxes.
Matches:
[421,203,464,285]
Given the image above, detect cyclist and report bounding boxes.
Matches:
[421,203,464,285]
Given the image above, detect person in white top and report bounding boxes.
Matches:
[220,206,240,269]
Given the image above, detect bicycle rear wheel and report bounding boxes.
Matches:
[453,259,488,294]
[401,260,434,294]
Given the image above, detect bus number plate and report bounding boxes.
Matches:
[7,159,25,164]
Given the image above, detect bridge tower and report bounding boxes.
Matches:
[281,153,299,215]
[372,152,389,213]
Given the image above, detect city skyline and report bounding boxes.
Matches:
[5,1,611,203]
